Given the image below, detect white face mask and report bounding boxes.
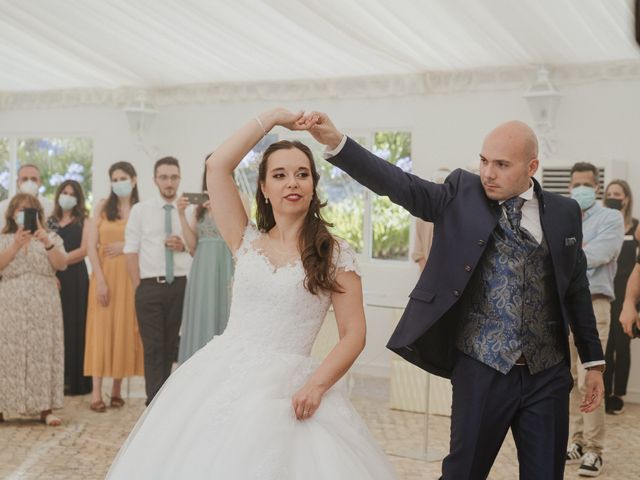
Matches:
[19,180,40,196]
[112,179,133,198]
[58,193,78,211]
[16,211,24,226]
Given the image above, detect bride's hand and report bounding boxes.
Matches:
[291,382,324,420]
[262,108,306,131]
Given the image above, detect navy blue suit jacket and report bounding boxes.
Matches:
[330,137,604,378]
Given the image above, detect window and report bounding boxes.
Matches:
[0,137,93,207]
[279,133,365,254]
[18,138,93,204]
[235,133,278,218]
[234,130,412,262]
[370,132,412,260]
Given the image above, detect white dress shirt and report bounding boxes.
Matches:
[499,181,543,244]
[0,195,54,231]
[123,196,193,279]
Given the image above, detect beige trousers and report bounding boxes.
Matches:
[569,298,610,456]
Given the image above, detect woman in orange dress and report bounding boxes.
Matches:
[85,162,144,412]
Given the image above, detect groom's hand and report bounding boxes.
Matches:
[299,111,344,150]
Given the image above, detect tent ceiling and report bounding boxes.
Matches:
[0,0,638,93]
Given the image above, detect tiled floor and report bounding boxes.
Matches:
[1,375,637,479]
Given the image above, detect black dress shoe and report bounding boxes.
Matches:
[607,395,624,415]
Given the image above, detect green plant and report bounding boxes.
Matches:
[372,196,410,259]
[18,138,93,203]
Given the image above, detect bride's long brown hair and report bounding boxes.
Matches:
[255,140,341,295]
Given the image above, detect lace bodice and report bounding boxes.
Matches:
[224,223,360,356]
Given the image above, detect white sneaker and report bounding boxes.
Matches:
[578,452,603,477]
[566,442,584,465]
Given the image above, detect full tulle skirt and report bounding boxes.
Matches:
[107,331,397,479]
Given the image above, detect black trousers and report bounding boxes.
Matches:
[441,352,573,480]
[604,295,631,397]
[135,277,186,405]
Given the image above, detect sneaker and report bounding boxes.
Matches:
[566,442,584,464]
[578,452,603,477]
[608,395,624,415]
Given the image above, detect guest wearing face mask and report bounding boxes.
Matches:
[0,194,67,426]
[600,180,640,416]
[84,162,144,412]
[0,164,54,231]
[47,180,92,395]
[565,163,624,476]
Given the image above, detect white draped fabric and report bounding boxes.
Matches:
[0,0,637,92]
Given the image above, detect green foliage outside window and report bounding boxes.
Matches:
[371,132,412,260]
[323,196,364,253]
[18,138,93,204]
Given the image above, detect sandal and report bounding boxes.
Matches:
[110,396,125,408]
[41,413,62,426]
[90,400,107,413]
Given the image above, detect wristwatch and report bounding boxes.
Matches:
[586,364,605,373]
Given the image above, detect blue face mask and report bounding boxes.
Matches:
[58,193,77,211]
[16,211,24,225]
[571,185,596,211]
[112,179,133,197]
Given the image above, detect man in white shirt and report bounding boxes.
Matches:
[0,164,54,231]
[124,156,192,405]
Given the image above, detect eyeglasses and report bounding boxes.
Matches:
[156,175,180,182]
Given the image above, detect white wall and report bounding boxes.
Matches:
[1,77,639,392]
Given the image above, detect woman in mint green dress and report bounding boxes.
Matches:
[177,166,234,363]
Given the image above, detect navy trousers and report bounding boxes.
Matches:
[440,352,573,480]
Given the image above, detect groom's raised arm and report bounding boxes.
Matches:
[327,136,458,222]
[302,111,459,222]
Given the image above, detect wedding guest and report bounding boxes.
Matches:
[124,157,192,405]
[0,194,67,426]
[47,180,92,395]
[0,164,54,231]
[566,162,624,476]
[602,179,640,415]
[85,162,144,412]
[177,162,233,363]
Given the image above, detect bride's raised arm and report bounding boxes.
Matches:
[206,108,305,252]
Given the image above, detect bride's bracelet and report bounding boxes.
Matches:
[254,116,267,137]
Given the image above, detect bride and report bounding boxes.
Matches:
[106,108,397,479]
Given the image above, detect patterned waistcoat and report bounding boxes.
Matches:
[455,208,566,374]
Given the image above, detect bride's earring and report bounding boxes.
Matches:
[265,197,269,204]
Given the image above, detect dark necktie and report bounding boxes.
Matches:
[503,196,526,232]
[163,204,174,284]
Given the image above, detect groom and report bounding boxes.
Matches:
[300,113,605,479]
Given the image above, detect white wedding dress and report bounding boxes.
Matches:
[107,223,397,479]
